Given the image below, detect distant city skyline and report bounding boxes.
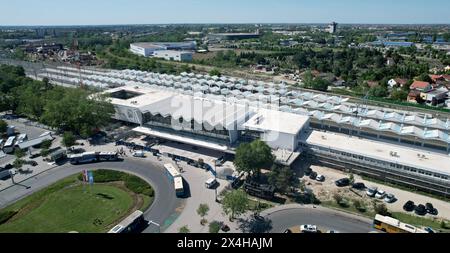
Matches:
[1,0,450,26]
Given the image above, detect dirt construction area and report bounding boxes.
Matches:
[302,165,450,221]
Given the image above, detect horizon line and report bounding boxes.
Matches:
[1,22,450,28]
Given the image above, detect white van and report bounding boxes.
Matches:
[205,178,217,189]
[133,151,145,158]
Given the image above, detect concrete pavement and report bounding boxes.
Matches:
[261,204,375,233]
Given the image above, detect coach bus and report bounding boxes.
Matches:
[373,214,428,233]
[69,151,119,165]
[108,210,145,234]
[98,151,119,161]
[164,163,184,197]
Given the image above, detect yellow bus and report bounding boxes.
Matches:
[373,214,428,233]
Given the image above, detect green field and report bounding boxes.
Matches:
[0,172,154,233]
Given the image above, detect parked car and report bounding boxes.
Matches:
[316,175,325,182]
[326,230,340,233]
[221,224,230,232]
[375,190,386,199]
[300,224,318,233]
[309,172,318,180]
[415,204,427,216]
[24,160,38,167]
[384,194,396,203]
[403,201,415,212]
[424,227,435,233]
[425,203,438,215]
[335,178,350,187]
[366,187,378,197]
[352,182,366,190]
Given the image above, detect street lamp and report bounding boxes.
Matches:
[148,220,161,233]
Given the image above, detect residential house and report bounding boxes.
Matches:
[410,81,433,92]
[420,87,449,106]
[388,78,408,88]
[407,90,421,103]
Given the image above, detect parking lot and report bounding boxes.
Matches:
[303,165,450,221]
[0,118,63,191]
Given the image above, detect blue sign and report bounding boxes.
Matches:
[88,171,94,185]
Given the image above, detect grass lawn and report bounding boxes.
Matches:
[391,212,450,232]
[0,172,154,233]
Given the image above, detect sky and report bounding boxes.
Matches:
[0,0,449,26]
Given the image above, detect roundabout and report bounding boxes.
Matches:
[0,158,183,233]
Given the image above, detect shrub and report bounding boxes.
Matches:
[353,200,366,212]
[0,210,18,225]
[209,221,221,233]
[14,148,26,159]
[40,149,50,157]
[374,202,389,216]
[89,170,154,197]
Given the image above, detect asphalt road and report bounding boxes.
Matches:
[263,205,375,233]
[0,158,183,233]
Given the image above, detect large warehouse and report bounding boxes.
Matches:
[129,41,196,61]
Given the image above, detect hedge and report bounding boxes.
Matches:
[0,211,18,225]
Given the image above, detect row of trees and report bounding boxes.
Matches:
[0,64,114,137]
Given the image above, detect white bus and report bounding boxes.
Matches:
[164,163,184,197]
[108,210,145,234]
[68,152,98,165]
[98,151,119,161]
[3,136,16,154]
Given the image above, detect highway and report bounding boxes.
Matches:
[261,205,375,233]
[0,158,183,233]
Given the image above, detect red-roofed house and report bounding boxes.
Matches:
[429,74,445,83]
[410,81,432,92]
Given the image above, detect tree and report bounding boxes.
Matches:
[310,77,331,92]
[41,89,114,137]
[222,190,249,220]
[418,73,432,83]
[0,119,7,133]
[373,202,389,216]
[178,226,190,233]
[197,204,210,225]
[368,85,388,98]
[268,166,298,194]
[390,89,408,101]
[13,159,25,169]
[234,140,275,179]
[40,139,52,150]
[62,132,76,147]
